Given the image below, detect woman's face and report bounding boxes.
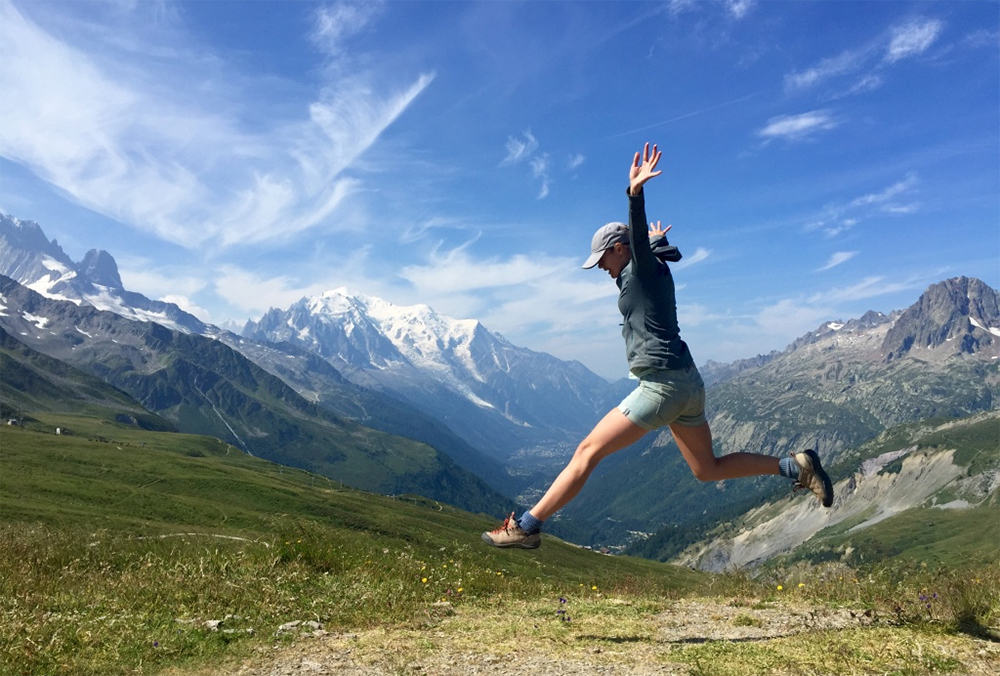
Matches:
[597,243,630,279]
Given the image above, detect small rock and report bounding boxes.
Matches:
[278,620,301,633]
[204,620,223,631]
[304,620,323,630]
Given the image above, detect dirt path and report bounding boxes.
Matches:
[183,597,1000,676]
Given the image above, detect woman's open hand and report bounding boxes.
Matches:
[648,220,672,238]
[629,142,662,196]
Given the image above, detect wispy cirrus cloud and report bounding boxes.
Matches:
[501,130,539,165]
[783,16,944,100]
[816,251,858,272]
[501,131,571,199]
[758,110,839,142]
[805,173,920,237]
[809,275,926,305]
[885,18,944,63]
[530,154,551,199]
[669,0,756,21]
[311,1,384,56]
[785,50,865,91]
[726,0,756,20]
[0,0,433,250]
[674,246,711,271]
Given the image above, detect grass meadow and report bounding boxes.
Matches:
[1,415,998,675]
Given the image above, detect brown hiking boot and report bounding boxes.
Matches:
[793,449,834,507]
[481,512,541,549]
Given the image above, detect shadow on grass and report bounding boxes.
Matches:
[953,613,1000,643]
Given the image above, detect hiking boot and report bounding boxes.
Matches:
[793,449,834,508]
[482,512,541,549]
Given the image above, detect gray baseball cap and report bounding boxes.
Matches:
[582,222,629,269]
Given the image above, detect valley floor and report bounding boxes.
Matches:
[172,597,1000,676]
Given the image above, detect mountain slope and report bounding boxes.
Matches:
[221,336,523,496]
[0,327,174,431]
[666,410,1000,571]
[0,275,512,515]
[244,288,629,461]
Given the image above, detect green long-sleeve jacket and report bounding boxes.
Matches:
[617,189,695,373]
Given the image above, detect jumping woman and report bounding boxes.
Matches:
[483,142,833,549]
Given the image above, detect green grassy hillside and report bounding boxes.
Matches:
[0,418,704,674]
[0,327,173,430]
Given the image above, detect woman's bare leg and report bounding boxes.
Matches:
[529,408,648,521]
[669,422,780,481]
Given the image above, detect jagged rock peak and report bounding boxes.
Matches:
[0,213,73,264]
[882,276,999,361]
[79,249,123,289]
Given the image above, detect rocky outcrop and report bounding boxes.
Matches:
[883,276,999,361]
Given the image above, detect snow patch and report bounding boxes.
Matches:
[83,286,190,333]
[22,311,50,329]
[827,322,844,330]
[40,256,72,275]
[75,327,93,338]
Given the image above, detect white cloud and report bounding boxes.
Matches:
[758,110,839,142]
[805,173,919,237]
[674,246,711,271]
[808,276,920,305]
[311,1,384,56]
[837,73,884,99]
[849,173,919,207]
[885,18,944,63]
[816,251,858,272]
[501,130,539,165]
[678,302,727,328]
[118,265,206,299]
[726,0,756,20]
[753,298,837,339]
[530,154,551,199]
[0,1,433,250]
[396,244,618,342]
[785,50,862,91]
[567,153,585,170]
[881,203,920,215]
[160,294,211,322]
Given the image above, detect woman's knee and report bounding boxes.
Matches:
[571,439,604,473]
[689,458,721,482]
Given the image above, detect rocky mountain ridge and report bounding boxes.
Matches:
[244,288,628,461]
[0,214,209,334]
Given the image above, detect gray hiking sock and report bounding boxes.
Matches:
[779,456,800,480]
[518,511,543,535]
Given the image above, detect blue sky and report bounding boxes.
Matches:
[1,0,997,380]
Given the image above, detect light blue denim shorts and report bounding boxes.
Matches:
[617,365,706,430]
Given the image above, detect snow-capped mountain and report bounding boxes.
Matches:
[243,288,626,460]
[0,214,208,335]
